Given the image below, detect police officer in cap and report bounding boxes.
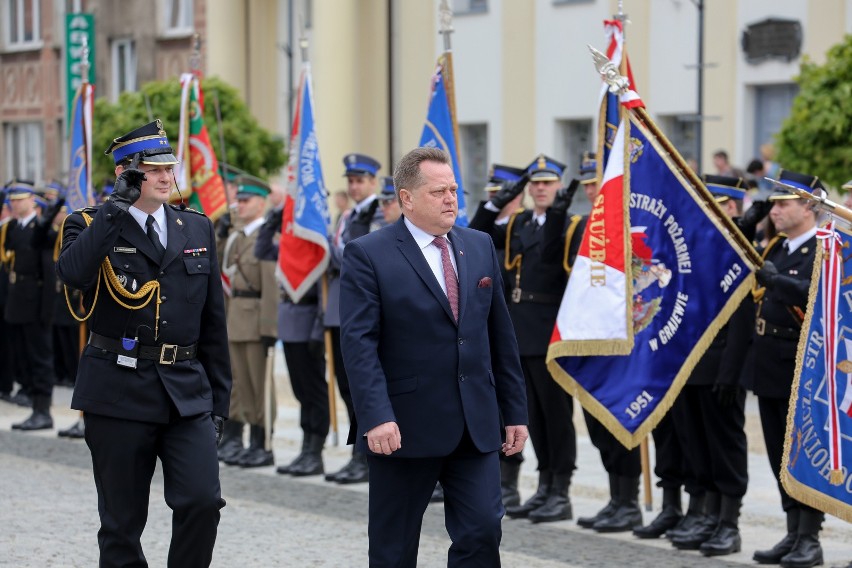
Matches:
[57,119,232,567]
[749,170,824,568]
[378,176,402,225]
[2,180,61,430]
[324,153,385,484]
[470,154,580,523]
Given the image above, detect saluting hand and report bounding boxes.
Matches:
[111,168,147,211]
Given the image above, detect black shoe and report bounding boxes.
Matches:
[277,455,305,474]
[239,448,275,468]
[10,391,32,408]
[779,534,823,568]
[325,459,356,482]
[430,483,444,503]
[55,377,76,388]
[754,533,799,564]
[699,522,741,556]
[671,517,718,550]
[500,461,521,508]
[58,420,85,439]
[593,503,642,532]
[577,501,616,529]
[218,420,245,462]
[336,454,369,484]
[666,511,706,540]
[506,471,552,519]
[528,495,572,523]
[634,506,682,539]
[13,411,53,431]
[224,448,249,466]
[289,455,323,476]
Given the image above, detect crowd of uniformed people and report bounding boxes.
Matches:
[0,119,844,568]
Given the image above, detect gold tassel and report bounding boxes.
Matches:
[829,469,844,486]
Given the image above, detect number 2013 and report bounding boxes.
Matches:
[625,390,654,420]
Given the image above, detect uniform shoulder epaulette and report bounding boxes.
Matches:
[75,205,99,215]
[170,204,206,216]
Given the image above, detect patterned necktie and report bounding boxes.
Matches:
[432,237,459,322]
[146,215,166,259]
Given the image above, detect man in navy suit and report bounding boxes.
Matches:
[340,147,528,567]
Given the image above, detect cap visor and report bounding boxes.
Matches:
[140,153,179,165]
[529,173,560,181]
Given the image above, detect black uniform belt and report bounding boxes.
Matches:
[232,290,261,299]
[88,332,197,364]
[755,317,800,340]
[511,289,562,305]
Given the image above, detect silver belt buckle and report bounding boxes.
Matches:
[511,288,522,304]
[755,318,765,336]
[159,344,178,365]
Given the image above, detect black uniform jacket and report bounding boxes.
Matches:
[2,216,56,325]
[56,201,231,423]
[470,203,581,357]
[749,234,816,399]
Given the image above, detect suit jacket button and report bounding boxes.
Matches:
[162,321,168,326]
[123,263,129,269]
[459,374,465,382]
[159,271,165,277]
[105,213,112,220]
[458,338,464,345]
[160,296,167,302]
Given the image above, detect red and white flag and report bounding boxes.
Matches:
[550,121,633,355]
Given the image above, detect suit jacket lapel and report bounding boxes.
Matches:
[448,229,467,323]
[161,206,188,269]
[394,218,456,325]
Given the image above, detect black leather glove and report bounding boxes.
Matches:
[550,179,580,214]
[264,207,283,234]
[261,335,277,350]
[756,260,779,288]
[216,212,232,240]
[212,415,225,445]
[39,197,66,227]
[712,383,741,407]
[489,174,529,210]
[110,168,146,211]
[736,200,772,241]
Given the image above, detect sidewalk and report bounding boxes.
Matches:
[2,348,850,566]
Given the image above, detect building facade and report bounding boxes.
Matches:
[2,0,850,213]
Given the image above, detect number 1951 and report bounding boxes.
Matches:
[625,390,654,420]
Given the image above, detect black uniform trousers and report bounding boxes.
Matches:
[52,324,80,386]
[84,411,224,568]
[758,395,823,519]
[677,384,748,497]
[0,318,14,395]
[522,355,576,474]
[282,340,329,436]
[330,326,357,443]
[584,409,641,476]
[656,402,699,494]
[366,429,502,568]
[9,321,53,398]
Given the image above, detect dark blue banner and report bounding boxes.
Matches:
[782,226,852,523]
[548,113,756,448]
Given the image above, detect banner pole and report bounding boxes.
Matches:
[322,273,339,446]
[640,437,653,511]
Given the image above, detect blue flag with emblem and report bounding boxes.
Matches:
[419,54,467,227]
[782,222,852,523]
[277,63,331,303]
[547,111,757,448]
[66,82,94,211]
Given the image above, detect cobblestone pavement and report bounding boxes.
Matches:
[1,365,850,567]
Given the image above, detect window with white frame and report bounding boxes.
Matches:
[111,38,137,101]
[459,123,488,208]
[3,0,41,49]
[4,122,44,182]
[162,0,193,37]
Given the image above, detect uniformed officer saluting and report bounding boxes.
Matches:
[749,169,824,568]
[56,120,232,568]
